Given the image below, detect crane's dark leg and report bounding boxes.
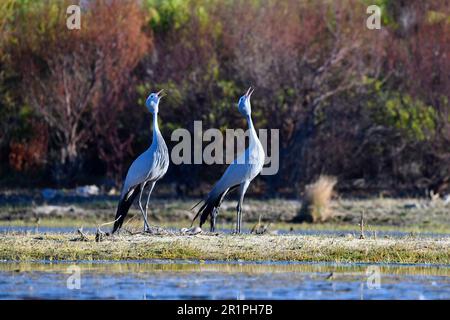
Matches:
[210,207,218,232]
[144,181,156,232]
[236,181,250,234]
[138,182,151,231]
[210,189,229,232]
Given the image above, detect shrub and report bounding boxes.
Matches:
[6,0,150,183]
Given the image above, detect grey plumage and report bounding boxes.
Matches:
[193,87,265,233]
[112,90,169,233]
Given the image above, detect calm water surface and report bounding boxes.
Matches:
[0,260,448,300]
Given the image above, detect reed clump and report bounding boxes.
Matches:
[295,176,337,223]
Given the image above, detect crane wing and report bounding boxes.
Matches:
[120,149,154,198]
[209,148,253,198]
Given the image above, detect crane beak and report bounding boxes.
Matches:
[246,87,254,98]
[156,89,166,98]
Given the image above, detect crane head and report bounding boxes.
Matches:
[145,89,165,114]
[238,86,254,117]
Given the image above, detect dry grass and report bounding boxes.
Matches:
[0,232,448,264]
[296,176,337,223]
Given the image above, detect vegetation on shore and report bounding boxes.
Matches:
[1,197,448,264]
[0,232,448,264]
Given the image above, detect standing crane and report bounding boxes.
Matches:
[192,87,265,233]
[112,90,169,233]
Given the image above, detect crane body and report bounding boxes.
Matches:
[193,87,265,233]
[112,90,169,233]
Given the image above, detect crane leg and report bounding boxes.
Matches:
[210,207,218,232]
[138,182,151,232]
[210,188,229,232]
[236,181,250,234]
[144,181,156,232]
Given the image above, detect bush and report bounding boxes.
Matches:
[0,0,448,195]
[5,0,150,184]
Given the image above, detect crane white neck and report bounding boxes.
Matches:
[152,112,160,141]
[246,114,259,144]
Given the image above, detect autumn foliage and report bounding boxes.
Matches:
[4,0,149,182]
[0,0,449,196]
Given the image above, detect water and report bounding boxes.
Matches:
[0,260,448,299]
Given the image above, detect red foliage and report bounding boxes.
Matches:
[9,122,48,172]
[9,0,150,181]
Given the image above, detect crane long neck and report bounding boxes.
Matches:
[246,114,258,144]
[152,112,159,142]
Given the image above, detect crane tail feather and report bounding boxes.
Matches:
[191,199,204,211]
[192,185,239,228]
[195,194,220,228]
[112,185,140,234]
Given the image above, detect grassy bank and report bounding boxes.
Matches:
[0,232,448,264]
